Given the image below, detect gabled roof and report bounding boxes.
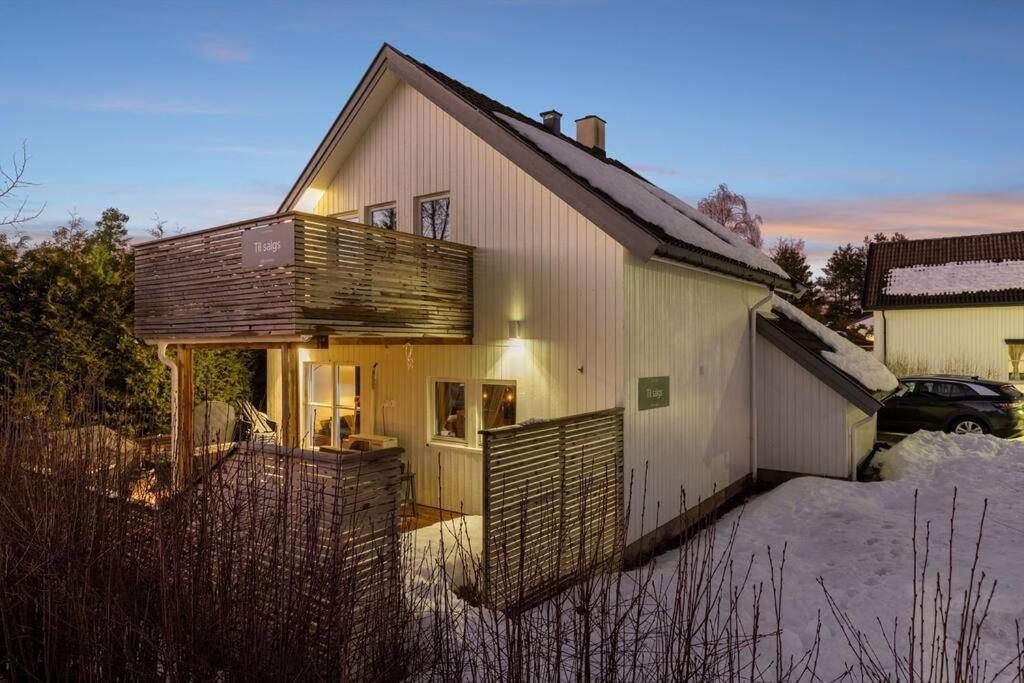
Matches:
[758,298,899,415]
[863,231,1024,310]
[280,44,794,292]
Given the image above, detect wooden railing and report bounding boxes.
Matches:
[134,212,474,342]
[480,408,625,611]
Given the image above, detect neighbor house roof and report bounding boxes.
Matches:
[863,231,1024,310]
[758,297,899,414]
[279,44,795,292]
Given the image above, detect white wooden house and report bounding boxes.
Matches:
[133,44,891,563]
[864,231,1024,381]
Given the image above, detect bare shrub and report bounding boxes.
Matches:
[4,381,1024,681]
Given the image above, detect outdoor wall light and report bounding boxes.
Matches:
[508,320,522,340]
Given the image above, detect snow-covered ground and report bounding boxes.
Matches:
[403,433,1024,678]
[642,430,1024,678]
[405,514,482,590]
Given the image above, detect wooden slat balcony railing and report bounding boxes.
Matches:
[134,212,474,342]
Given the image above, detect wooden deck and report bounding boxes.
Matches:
[400,504,462,532]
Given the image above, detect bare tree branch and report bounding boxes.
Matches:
[0,141,45,228]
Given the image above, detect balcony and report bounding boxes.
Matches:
[134,212,474,343]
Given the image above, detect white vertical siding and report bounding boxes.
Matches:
[267,81,625,513]
[757,339,879,480]
[622,256,767,543]
[846,403,877,472]
[756,340,847,479]
[877,306,1024,379]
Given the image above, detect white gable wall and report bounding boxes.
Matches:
[268,80,626,513]
[875,306,1024,380]
[756,339,876,479]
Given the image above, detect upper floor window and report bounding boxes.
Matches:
[367,203,397,230]
[418,194,451,241]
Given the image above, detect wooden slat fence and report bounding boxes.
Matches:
[146,442,404,672]
[134,212,474,341]
[480,408,625,611]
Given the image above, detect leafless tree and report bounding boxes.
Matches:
[0,142,44,229]
[698,183,764,249]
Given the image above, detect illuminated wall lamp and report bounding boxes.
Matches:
[508,320,522,340]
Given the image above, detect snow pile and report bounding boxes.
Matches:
[641,431,1024,680]
[769,295,899,392]
[494,113,788,280]
[405,514,482,590]
[884,259,1024,296]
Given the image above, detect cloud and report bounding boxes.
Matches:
[756,190,1024,272]
[760,191,1024,243]
[194,35,253,64]
[56,97,240,116]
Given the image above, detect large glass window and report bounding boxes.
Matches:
[433,381,466,441]
[306,363,361,448]
[418,195,451,241]
[368,204,397,230]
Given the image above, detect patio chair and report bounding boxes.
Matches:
[236,400,277,444]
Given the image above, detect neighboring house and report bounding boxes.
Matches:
[864,231,1024,380]
[133,44,887,560]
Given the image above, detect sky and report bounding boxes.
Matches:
[3,0,1023,271]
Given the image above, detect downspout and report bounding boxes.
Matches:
[749,287,775,483]
[880,310,888,365]
[156,342,179,468]
[848,411,874,481]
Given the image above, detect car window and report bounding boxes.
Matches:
[931,382,976,399]
[1000,384,1024,399]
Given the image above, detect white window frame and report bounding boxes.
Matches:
[305,361,361,449]
[415,192,451,241]
[330,210,360,223]
[427,377,517,451]
[366,202,397,230]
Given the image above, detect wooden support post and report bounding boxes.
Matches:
[175,346,195,483]
[280,343,300,448]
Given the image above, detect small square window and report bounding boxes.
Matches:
[368,204,397,230]
[433,381,466,441]
[482,383,516,429]
[418,195,451,241]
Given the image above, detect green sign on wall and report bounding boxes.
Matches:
[638,376,670,411]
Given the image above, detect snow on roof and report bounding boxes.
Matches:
[494,113,788,280]
[769,296,898,393]
[883,259,1024,297]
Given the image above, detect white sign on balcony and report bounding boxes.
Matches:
[241,222,294,269]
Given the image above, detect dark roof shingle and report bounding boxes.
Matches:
[863,231,1024,309]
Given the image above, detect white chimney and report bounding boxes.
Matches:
[575,115,606,155]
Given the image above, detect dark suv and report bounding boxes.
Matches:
[879,375,1024,438]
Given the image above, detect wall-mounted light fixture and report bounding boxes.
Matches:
[508,320,522,340]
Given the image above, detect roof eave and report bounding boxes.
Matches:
[656,244,795,292]
[756,315,884,415]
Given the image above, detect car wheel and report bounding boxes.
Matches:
[950,418,988,435]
